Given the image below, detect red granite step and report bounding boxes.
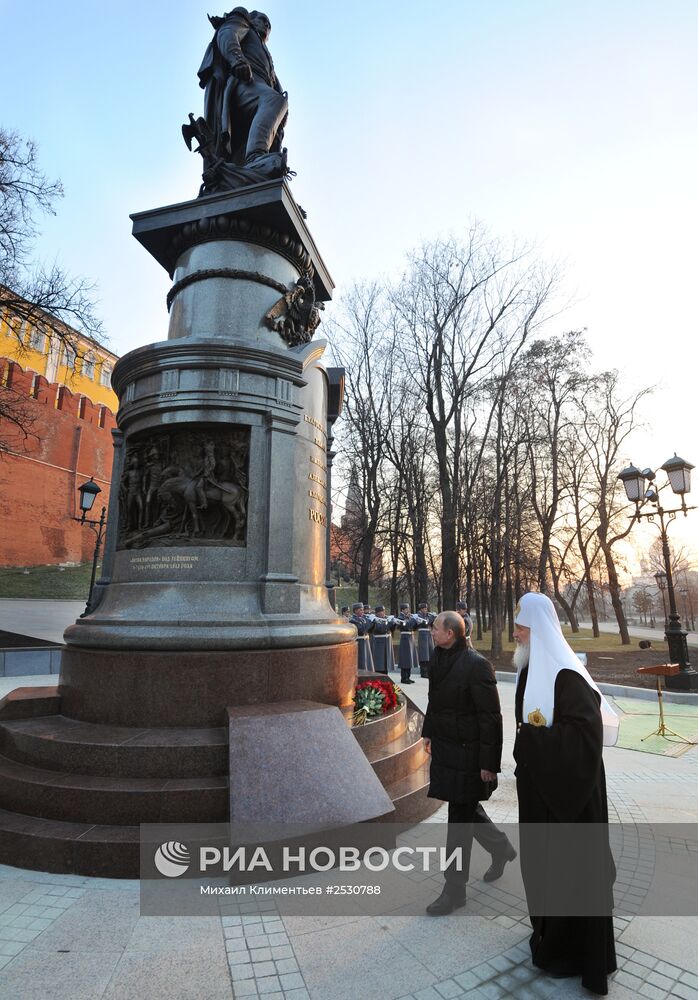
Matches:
[365,715,428,785]
[0,715,228,778]
[0,806,141,877]
[0,754,228,826]
[351,701,407,752]
[385,762,440,824]
[0,687,60,721]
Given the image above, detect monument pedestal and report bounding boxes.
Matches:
[0,182,437,877]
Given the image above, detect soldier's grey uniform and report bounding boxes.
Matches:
[349,608,375,672]
[370,610,397,674]
[396,611,420,683]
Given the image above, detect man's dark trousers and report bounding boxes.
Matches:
[444,801,510,893]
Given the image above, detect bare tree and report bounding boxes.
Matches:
[391,228,559,607]
[0,127,104,448]
[578,371,652,643]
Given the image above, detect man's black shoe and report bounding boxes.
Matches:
[483,843,517,883]
[402,678,415,684]
[426,888,465,916]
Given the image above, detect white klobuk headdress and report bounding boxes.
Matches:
[515,592,619,747]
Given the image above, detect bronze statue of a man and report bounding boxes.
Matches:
[197,8,288,170]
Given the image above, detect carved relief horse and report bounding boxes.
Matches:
[157,468,246,540]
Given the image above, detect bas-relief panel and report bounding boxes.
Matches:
[117,425,249,549]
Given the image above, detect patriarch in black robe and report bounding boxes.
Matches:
[513,592,619,996]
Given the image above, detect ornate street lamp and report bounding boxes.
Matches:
[654,570,668,627]
[73,477,107,617]
[619,455,697,690]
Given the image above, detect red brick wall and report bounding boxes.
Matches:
[0,361,117,566]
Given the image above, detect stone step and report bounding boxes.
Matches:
[0,754,228,826]
[351,701,407,753]
[385,762,441,824]
[0,715,228,778]
[0,687,60,721]
[0,806,141,878]
[365,709,428,785]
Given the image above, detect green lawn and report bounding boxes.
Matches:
[0,564,99,600]
[472,625,630,656]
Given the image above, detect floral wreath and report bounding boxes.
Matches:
[353,677,401,725]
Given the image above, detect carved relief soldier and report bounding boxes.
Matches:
[123,454,145,532]
[143,445,165,527]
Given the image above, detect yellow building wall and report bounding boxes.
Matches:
[0,309,119,411]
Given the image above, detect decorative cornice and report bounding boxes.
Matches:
[169,214,314,276]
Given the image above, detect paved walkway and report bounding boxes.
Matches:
[0,600,84,645]
[0,673,697,1000]
[577,620,698,649]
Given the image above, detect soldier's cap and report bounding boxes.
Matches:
[352,602,363,611]
[399,603,409,610]
[374,605,385,612]
[456,601,468,610]
[418,602,428,609]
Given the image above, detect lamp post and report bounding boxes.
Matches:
[618,454,697,690]
[73,477,107,617]
[654,570,668,628]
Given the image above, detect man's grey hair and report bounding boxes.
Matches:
[439,611,465,637]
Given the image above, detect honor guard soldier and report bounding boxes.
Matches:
[349,602,375,672]
[396,603,420,684]
[416,602,437,678]
[370,606,397,674]
[456,601,474,647]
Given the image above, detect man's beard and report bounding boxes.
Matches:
[512,642,530,672]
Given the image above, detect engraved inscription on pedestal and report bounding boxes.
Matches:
[117,426,249,549]
[305,413,327,529]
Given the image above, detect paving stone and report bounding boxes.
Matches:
[646,970,674,990]
[615,970,644,991]
[230,963,254,981]
[680,972,698,991]
[232,981,258,997]
[248,947,272,961]
[271,945,293,960]
[638,984,666,1000]
[654,961,682,978]
[671,983,698,1000]
[252,960,276,977]
[624,959,651,978]
[282,990,310,1000]
[256,975,281,994]
[274,958,298,974]
[226,937,249,953]
[266,932,289,947]
[279,972,305,990]
[434,980,461,999]
[632,950,658,969]
[453,972,480,991]
[0,939,25,956]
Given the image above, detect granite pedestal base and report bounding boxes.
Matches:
[58,643,356,727]
[0,674,437,877]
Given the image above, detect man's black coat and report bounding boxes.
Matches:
[421,636,503,804]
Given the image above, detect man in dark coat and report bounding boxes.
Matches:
[422,611,516,915]
[513,592,618,996]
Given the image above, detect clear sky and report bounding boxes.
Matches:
[3,0,697,561]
